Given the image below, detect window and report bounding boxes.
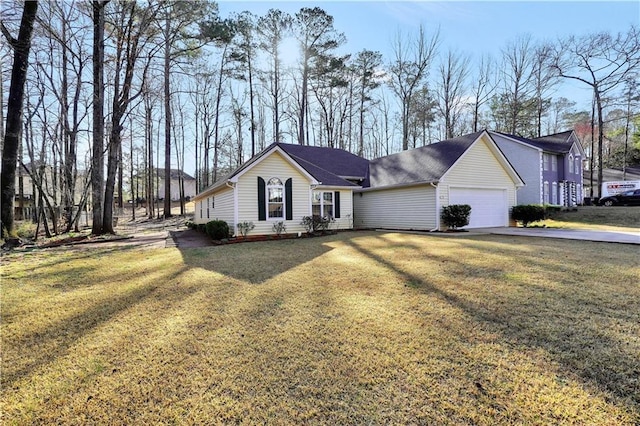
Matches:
[568,154,574,174]
[207,197,210,219]
[552,182,558,204]
[312,191,334,218]
[200,201,202,219]
[543,154,550,171]
[551,155,557,172]
[575,157,581,175]
[267,177,284,219]
[543,181,549,204]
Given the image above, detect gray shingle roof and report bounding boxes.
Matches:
[276,143,369,181]
[364,131,483,188]
[494,131,575,154]
[216,142,368,188]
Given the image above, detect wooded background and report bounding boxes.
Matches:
[1,1,639,236]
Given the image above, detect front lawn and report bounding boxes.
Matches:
[542,205,640,231]
[1,232,638,424]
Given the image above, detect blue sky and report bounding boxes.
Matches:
[218,1,639,108]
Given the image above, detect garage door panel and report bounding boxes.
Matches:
[449,188,508,228]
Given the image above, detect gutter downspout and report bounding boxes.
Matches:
[226,181,238,231]
[430,182,440,232]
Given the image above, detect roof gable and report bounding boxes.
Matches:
[276,143,369,180]
[364,131,483,188]
[492,130,584,155]
[194,143,364,200]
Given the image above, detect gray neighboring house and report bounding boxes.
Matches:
[490,130,586,206]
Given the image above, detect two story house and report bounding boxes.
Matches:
[490,130,586,207]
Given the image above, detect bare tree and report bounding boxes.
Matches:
[531,43,557,137]
[437,49,470,139]
[388,25,439,150]
[501,34,535,135]
[470,54,498,132]
[91,0,108,234]
[156,0,217,218]
[0,0,38,239]
[102,0,158,234]
[550,26,640,197]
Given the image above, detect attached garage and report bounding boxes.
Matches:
[449,187,508,228]
[354,130,524,231]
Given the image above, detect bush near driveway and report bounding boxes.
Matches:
[1,232,638,424]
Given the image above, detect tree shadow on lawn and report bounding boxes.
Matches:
[1,266,193,390]
[177,236,335,284]
[343,235,640,414]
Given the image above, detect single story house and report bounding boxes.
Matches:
[490,130,586,207]
[192,143,369,235]
[193,130,524,234]
[354,130,524,230]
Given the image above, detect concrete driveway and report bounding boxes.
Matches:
[475,227,639,245]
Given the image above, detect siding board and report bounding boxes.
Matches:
[353,185,437,230]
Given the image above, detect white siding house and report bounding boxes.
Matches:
[354,131,524,230]
[194,131,525,236]
[193,144,368,236]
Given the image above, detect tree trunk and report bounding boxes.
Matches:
[0,0,38,237]
[91,1,107,235]
[594,87,604,199]
[163,17,172,218]
[299,52,309,145]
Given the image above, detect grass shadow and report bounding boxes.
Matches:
[178,236,335,284]
[343,234,640,413]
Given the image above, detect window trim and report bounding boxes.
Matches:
[312,190,334,219]
[266,177,285,220]
[543,181,550,204]
[568,154,574,174]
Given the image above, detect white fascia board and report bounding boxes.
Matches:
[315,185,361,190]
[193,180,229,202]
[489,131,542,153]
[354,181,437,193]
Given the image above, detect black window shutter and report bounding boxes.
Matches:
[257,177,266,221]
[334,191,341,218]
[285,178,293,220]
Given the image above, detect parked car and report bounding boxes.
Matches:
[599,189,640,206]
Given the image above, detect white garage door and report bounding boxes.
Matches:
[449,188,508,228]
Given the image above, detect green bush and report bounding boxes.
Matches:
[511,205,545,227]
[441,204,471,229]
[205,220,231,240]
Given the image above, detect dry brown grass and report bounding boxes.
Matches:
[1,232,639,424]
